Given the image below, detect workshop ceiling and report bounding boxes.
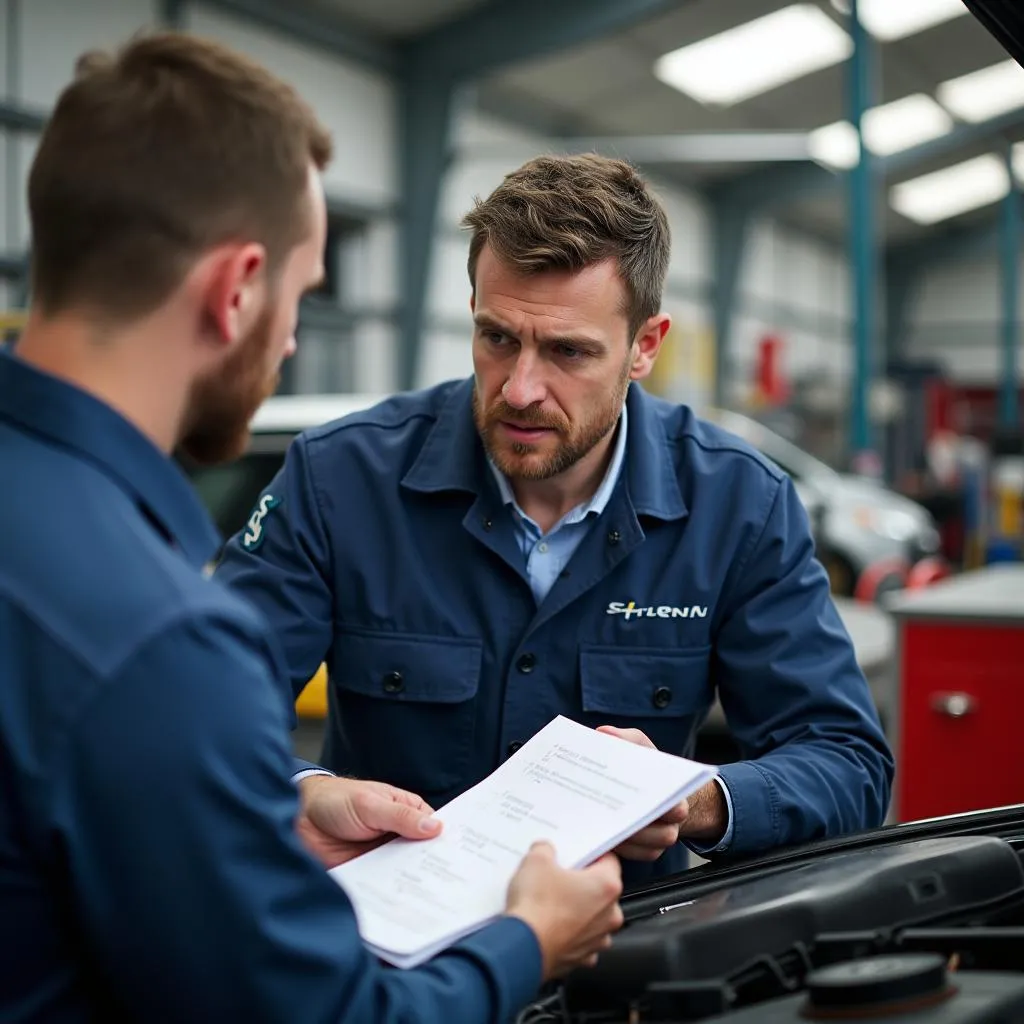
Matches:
[284,0,1024,248]
[297,0,488,38]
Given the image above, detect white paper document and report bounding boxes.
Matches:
[330,715,718,968]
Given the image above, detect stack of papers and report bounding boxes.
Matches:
[330,715,718,968]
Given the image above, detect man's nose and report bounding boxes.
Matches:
[503,355,546,409]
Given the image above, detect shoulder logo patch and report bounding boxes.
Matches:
[242,493,280,551]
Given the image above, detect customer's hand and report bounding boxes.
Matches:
[506,841,624,980]
[597,725,728,852]
[296,775,441,868]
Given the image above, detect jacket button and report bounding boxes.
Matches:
[382,671,405,694]
[516,653,536,673]
[507,741,522,756]
[652,685,672,709]
[607,529,621,546]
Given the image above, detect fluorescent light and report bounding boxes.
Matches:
[890,154,1009,225]
[809,121,860,170]
[654,4,852,107]
[862,94,953,155]
[937,60,1024,123]
[1011,142,1024,184]
[809,94,954,170]
[830,0,967,41]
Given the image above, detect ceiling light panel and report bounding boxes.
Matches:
[890,154,1010,225]
[938,60,1024,123]
[1011,142,1024,183]
[831,0,968,41]
[809,94,953,170]
[654,4,852,107]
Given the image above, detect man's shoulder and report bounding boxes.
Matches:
[287,379,470,489]
[0,429,264,680]
[301,379,465,451]
[642,390,786,490]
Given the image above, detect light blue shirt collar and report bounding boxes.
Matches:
[489,402,628,530]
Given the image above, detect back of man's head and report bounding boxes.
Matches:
[462,153,671,340]
[28,31,333,322]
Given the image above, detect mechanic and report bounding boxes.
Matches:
[216,153,895,889]
[0,34,625,1023]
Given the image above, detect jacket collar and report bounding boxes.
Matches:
[0,348,221,568]
[622,382,687,521]
[402,376,687,521]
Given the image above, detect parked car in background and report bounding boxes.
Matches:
[705,408,945,599]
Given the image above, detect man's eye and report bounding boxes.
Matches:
[556,343,583,359]
[485,331,507,345]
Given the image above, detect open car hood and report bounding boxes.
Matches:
[555,805,1024,1019]
[963,0,1024,67]
[622,802,1024,920]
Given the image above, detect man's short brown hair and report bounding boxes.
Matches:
[28,31,333,320]
[462,154,670,340]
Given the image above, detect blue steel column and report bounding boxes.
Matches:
[882,254,918,370]
[397,65,453,391]
[159,0,186,27]
[711,201,749,407]
[847,0,877,466]
[6,0,22,270]
[1000,145,1020,428]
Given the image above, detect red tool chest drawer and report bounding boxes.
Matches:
[886,565,1024,824]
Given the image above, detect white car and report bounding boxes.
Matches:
[705,409,945,598]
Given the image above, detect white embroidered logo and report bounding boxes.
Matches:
[606,600,708,620]
[242,494,280,551]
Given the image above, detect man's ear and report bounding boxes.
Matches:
[201,243,268,346]
[629,314,672,382]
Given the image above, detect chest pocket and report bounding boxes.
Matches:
[329,630,481,795]
[579,644,713,757]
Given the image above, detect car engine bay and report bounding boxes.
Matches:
[521,826,1024,1023]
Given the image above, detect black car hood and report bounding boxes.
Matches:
[963,0,1024,66]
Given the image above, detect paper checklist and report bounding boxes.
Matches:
[330,715,718,968]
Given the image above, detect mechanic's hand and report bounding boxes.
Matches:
[596,725,690,860]
[296,774,441,869]
[506,841,624,980]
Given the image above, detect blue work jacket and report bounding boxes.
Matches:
[0,351,542,1023]
[217,378,894,888]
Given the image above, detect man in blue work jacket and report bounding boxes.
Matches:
[216,154,895,890]
[0,34,626,1023]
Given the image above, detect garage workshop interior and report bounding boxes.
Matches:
[5,0,1024,1022]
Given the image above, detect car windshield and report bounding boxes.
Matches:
[183,451,286,541]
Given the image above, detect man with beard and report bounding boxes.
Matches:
[216,154,895,888]
[0,35,627,1023]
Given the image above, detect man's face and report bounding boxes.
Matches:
[471,245,648,481]
[180,167,327,465]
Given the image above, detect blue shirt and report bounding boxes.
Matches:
[490,403,628,606]
[216,377,895,890]
[0,351,541,1023]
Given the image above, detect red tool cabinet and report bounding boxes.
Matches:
[886,565,1024,824]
